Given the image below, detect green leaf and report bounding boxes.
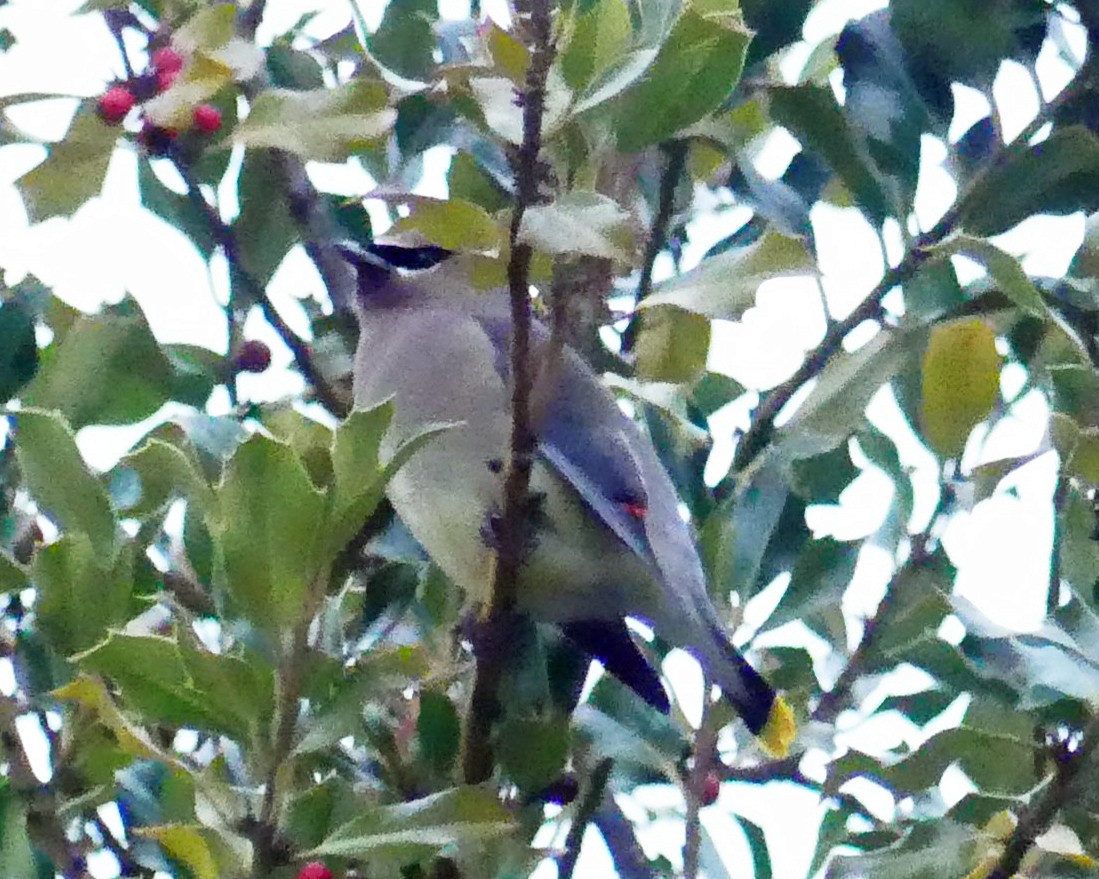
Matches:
[612,6,751,151]
[397,198,502,252]
[311,786,514,861]
[903,260,966,321]
[232,148,299,289]
[266,44,326,90]
[163,344,224,409]
[741,0,813,66]
[262,406,334,488]
[0,553,26,594]
[138,825,220,879]
[211,434,326,633]
[34,533,133,655]
[0,298,38,404]
[75,632,263,741]
[234,80,396,161]
[447,152,509,213]
[0,784,35,879]
[763,537,858,632]
[416,690,461,776]
[367,0,437,81]
[519,192,635,261]
[827,820,982,879]
[737,816,772,879]
[778,328,925,459]
[863,559,954,670]
[769,85,889,224]
[295,645,430,755]
[24,301,174,429]
[834,725,1037,796]
[789,443,857,503]
[570,0,680,115]
[15,104,118,223]
[138,158,217,259]
[634,306,710,384]
[13,409,116,556]
[891,0,1043,85]
[112,439,213,518]
[327,402,450,559]
[960,127,1099,237]
[174,3,236,52]
[690,371,746,416]
[928,236,1045,315]
[497,715,570,792]
[702,462,790,601]
[920,318,1002,458]
[560,0,632,92]
[641,232,816,320]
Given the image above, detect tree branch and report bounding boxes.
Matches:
[732,75,1089,474]
[170,154,350,416]
[683,696,717,879]
[251,571,329,878]
[622,139,688,353]
[987,714,1099,879]
[0,694,94,878]
[236,0,268,41]
[1048,473,1070,615]
[462,0,556,785]
[557,758,613,879]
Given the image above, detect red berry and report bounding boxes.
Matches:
[156,68,179,93]
[192,104,222,134]
[236,340,272,374]
[97,85,135,124]
[297,863,333,879]
[151,46,185,74]
[700,771,720,807]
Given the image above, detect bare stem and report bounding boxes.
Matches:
[987,714,1099,879]
[462,0,556,785]
[557,758,613,879]
[622,139,688,353]
[171,155,349,416]
[732,75,1088,474]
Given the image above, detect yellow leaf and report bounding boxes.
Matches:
[635,305,710,384]
[397,198,502,252]
[139,826,219,879]
[921,318,1002,458]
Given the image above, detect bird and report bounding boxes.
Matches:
[342,243,794,758]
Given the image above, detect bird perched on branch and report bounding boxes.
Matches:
[342,243,794,758]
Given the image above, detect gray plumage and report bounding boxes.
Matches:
[347,250,792,753]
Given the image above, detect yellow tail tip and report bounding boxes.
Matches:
[759,696,796,758]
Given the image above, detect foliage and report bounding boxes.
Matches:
[1,1,1099,878]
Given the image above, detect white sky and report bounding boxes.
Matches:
[0,1,1092,878]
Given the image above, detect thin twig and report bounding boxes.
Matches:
[591,795,658,879]
[170,155,349,416]
[0,695,94,878]
[461,0,556,785]
[812,490,948,725]
[987,714,1099,879]
[622,140,688,354]
[251,571,328,878]
[1048,474,1070,615]
[732,76,1088,474]
[683,693,716,879]
[557,758,613,879]
[236,0,268,40]
[277,153,359,316]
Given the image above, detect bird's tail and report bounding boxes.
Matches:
[700,622,796,758]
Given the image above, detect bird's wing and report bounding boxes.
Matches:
[473,311,661,566]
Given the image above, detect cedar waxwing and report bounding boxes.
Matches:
[344,245,794,757]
